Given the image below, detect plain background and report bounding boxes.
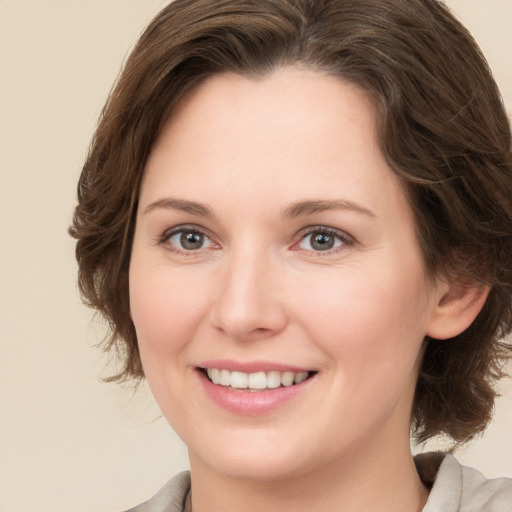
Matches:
[0,1,511,511]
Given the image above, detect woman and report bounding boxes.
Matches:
[70,0,512,510]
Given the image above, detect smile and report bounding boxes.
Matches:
[205,368,311,391]
[197,364,317,414]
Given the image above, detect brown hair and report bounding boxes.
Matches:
[70,0,512,444]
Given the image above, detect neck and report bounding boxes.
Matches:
[188,435,428,512]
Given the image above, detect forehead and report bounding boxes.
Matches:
[157,68,377,147]
[141,67,410,224]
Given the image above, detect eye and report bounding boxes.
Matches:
[160,226,217,253]
[296,227,352,253]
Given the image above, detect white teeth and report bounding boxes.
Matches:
[208,368,221,384]
[294,371,309,384]
[205,368,311,390]
[281,371,295,387]
[230,371,248,389]
[266,371,281,389]
[248,371,267,390]
[219,369,231,386]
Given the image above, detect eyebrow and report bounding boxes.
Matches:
[144,198,215,218]
[282,199,376,219]
[143,197,376,219]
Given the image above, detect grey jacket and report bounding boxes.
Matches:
[125,453,512,511]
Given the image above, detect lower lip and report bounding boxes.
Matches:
[197,370,314,415]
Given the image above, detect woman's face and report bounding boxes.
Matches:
[130,68,445,481]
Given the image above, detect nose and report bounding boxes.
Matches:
[208,249,288,341]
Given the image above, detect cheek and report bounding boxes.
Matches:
[129,265,209,371]
[294,263,430,388]
[128,265,215,421]
[299,266,428,338]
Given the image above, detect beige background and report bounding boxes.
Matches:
[0,1,511,511]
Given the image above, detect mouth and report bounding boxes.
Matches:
[200,367,317,392]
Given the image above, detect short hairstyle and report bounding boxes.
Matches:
[70,0,512,444]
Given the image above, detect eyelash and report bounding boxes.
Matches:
[158,224,218,256]
[158,225,354,256]
[293,226,355,255]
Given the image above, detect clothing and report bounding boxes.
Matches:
[123,472,190,512]
[420,453,512,511]
[124,453,512,511]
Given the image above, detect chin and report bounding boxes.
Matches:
[187,431,317,483]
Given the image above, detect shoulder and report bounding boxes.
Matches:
[122,471,191,512]
[418,452,512,512]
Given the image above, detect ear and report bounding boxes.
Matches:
[426,277,490,340]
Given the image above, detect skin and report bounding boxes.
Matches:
[129,67,486,512]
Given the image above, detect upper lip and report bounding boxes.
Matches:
[196,359,313,374]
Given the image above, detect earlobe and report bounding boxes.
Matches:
[426,278,490,340]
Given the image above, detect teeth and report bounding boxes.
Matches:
[281,371,295,387]
[230,371,248,389]
[205,368,311,390]
[267,371,281,389]
[209,368,221,384]
[294,371,309,384]
[220,369,231,386]
[248,372,266,390]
